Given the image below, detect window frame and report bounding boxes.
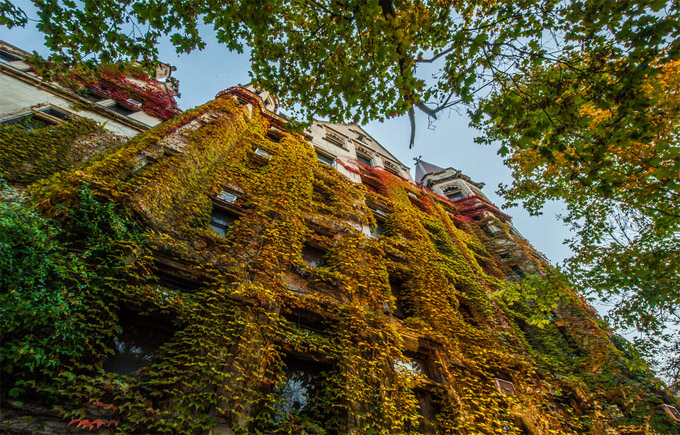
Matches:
[103,308,175,376]
[356,153,373,167]
[0,49,23,63]
[316,150,336,167]
[103,101,140,117]
[0,106,75,130]
[209,205,240,237]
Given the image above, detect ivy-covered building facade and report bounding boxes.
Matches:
[1,71,680,433]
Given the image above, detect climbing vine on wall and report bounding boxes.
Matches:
[0,118,118,183]
[1,96,678,434]
[28,55,180,120]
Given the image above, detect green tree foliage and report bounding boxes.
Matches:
[0,181,141,402]
[473,55,680,382]
[6,0,677,127]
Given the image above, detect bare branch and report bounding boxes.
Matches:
[408,106,416,149]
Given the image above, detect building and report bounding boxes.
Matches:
[0,40,180,137]
[1,74,679,433]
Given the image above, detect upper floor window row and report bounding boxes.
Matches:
[0,106,73,131]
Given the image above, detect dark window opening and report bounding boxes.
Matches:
[105,102,137,116]
[0,49,22,63]
[282,310,329,335]
[155,268,202,293]
[0,113,56,130]
[312,182,333,204]
[356,153,372,167]
[370,219,384,237]
[384,165,400,176]
[210,208,239,236]
[415,391,440,434]
[364,181,380,194]
[510,265,524,278]
[457,299,478,326]
[302,245,327,268]
[316,151,335,167]
[482,225,495,238]
[446,191,464,201]
[103,310,174,375]
[81,88,106,102]
[267,130,282,143]
[389,279,409,319]
[274,356,331,422]
[38,107,72,121]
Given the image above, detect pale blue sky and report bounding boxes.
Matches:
[0,10,572,265]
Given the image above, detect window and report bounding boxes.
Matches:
[155,271,201,294]
[356,153,372,167]
[267,129,283,143]
[103,311,174,375]
[394,356,427,378]
[384,160,400,176]
[1,113,56,130]
[446,191,464,201]
[283,310,328,335]
[1,107,75,130]
[510,265,524,278]
[254,147,272,158]
[80,88,106,103]
[389,278,409,319]
[370,219,384,237]
[302,245,326,268]
[105,102,137,116]
[0,49,22,63]
[217,191,238,203]
[494,378,516,395]
[457,298,478,326]
[509,227,523,238]
[415,391,440,434]
[210,208,239,236]
[316,151,335,167]
[364,182,379,194]
[38,107,72,121]
[126,98,143,108]
[274,356,331,424]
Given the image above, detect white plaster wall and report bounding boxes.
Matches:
[305,122,361,182]
[305,121,413,183]
[0,73,143,137]
[424,171,489,201]
[128,111,162,127]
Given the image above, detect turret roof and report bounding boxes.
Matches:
[415,159,445,184]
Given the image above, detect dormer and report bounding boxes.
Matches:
[415,159,489,202]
